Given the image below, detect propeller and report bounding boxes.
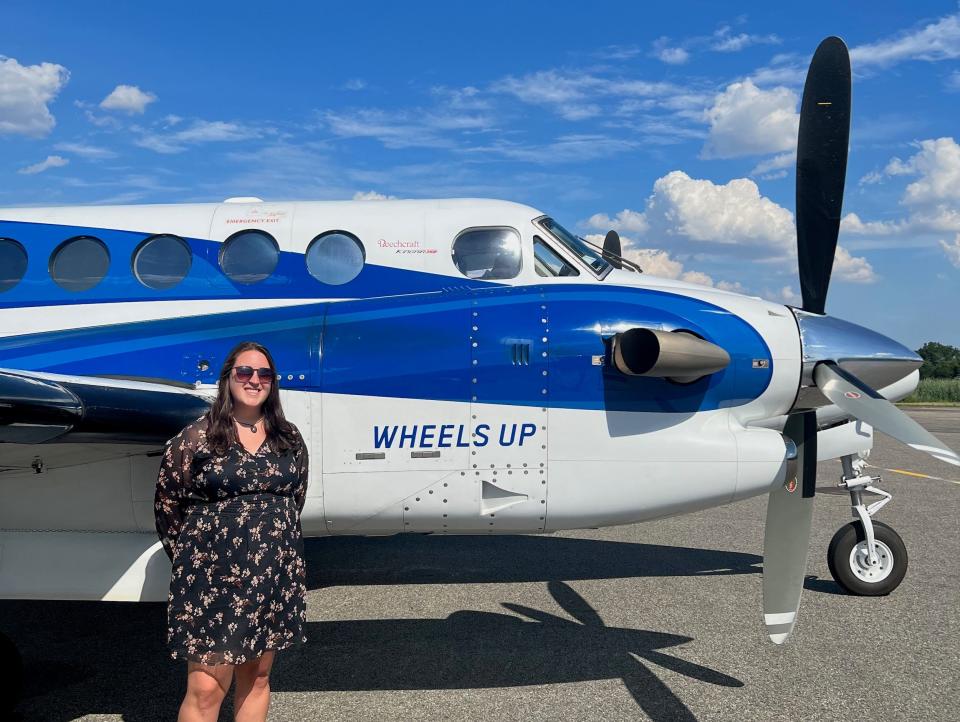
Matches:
[761,36,960,643]
[602,230,623,269]
[796,36,851,316]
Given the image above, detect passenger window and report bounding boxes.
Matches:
[0,238,27,292]
[306,231,365,285]
[133,234,192,289]
[452,227,521,280]
[534,236,579,277]
[219,229,279,284]
[50,236,110,291]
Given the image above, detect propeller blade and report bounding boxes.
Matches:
[796,36,851,315]
[762,411,817,644]
[602,230,623,269]
[813,362,960,467]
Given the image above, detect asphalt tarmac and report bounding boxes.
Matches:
[3,408,958,721]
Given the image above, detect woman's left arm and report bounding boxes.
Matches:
[294,429,309,530]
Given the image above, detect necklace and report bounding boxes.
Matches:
[232,414,264,433]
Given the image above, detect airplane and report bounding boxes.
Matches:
[0,35,957,710]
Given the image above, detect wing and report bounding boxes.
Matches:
[0,367,213,445]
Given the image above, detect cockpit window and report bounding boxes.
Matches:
[539,217,610,275]
[534,236,579,277]
[452,227,521,280]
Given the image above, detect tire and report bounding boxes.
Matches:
[827,520,907,596]
[0,631,24,715]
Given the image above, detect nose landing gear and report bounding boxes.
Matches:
[827,454,908,595]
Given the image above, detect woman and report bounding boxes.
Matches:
[155,341,308,722]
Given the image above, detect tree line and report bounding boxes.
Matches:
[918,342,960,379]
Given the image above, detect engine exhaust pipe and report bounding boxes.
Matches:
[612,328,730,383]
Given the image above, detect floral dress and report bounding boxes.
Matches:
[154,415,308,666]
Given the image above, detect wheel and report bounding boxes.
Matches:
[827,520,907,596]
[0,631,24,714]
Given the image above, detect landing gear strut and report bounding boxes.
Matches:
[827,454,908,595]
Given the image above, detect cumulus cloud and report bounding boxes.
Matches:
[584,233,716,287]
[582,169,878,287]
[18,155,69,174]
[585,208,649,234]
[651,38,690,65]
[851,12,960,67]
[0,56,69,137]
[100,84,157,114]
[884,137,960,206]
[353,190,397,200]
[832,245,877,283]
[701,80,799,158]
[644,171,795,253]
[941,234,960,268]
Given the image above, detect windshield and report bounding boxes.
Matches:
[539,217,610,275]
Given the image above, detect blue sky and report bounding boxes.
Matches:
[2,1,959,348]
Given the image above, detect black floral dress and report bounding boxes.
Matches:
[154,415,308,666]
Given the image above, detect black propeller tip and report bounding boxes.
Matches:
[796,36,852,316]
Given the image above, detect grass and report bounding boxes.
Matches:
[900,378,960,404]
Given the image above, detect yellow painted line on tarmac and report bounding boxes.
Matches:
[867,463,960,486]
[889,468,933,479]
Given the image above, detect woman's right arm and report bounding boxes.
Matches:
[154,426,196,562]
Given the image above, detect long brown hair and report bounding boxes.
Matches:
[203,341,301,456]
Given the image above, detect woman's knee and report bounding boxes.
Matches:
[186,666,232,709]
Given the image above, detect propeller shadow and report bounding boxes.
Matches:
[4,580,741,722]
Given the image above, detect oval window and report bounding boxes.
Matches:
[49,236,110,292]
[306,231,365,285]
[0,238,28,293]
[133,234,192,290]
[452,227,521,280]
[219,229,279,284]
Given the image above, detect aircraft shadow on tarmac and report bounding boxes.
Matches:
[6,535,848,721]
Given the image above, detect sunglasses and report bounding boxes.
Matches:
[232,366,275,384]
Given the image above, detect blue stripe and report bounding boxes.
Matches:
[0,238,774,411]
[0,219,494,307]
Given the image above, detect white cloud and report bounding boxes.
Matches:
[941,234,960,268]
[885,137,960,206]
[777,285,802,305]
[644,171,796,253]
[701,80,799,158]
[53,141,117,160]
[585,209,649,234]
[18,155,69,174]
[100,84,157,114]
[711,32,781,53]
[0,56,69,137]
[751,150,795,178]
[324,108,490,148]
[948,71,960,92]
[136,120,261,154]
[851,12,960,67]
[584,233,717,287]
[833,245,877,283]
[650,38,690,66]
[353,190,397,201]
[468,134,638,163]
[343,78,367,91]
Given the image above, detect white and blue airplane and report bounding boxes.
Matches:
[0,37,957,701]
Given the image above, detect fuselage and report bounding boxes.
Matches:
[0,198,912,547]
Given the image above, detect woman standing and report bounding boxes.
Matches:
[155,341,308,722]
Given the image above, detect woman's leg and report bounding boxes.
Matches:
[179,661,234,722]
[233,650,276,722]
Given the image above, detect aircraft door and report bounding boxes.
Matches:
[465,285,549,531]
